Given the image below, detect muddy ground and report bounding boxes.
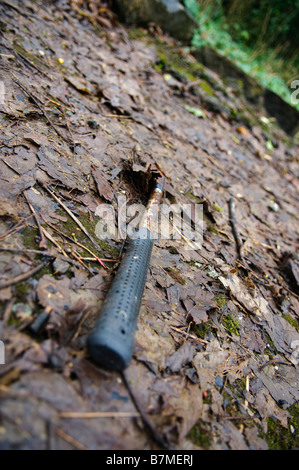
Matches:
[0,0,298,450]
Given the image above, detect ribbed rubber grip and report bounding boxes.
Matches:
[87,227,154,371]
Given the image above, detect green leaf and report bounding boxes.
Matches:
[185,105,206,118]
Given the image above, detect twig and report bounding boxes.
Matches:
[40,226,94,274]
[169,325,208,344]
[45,97,72,111]
[121,370,171,450]
[183,320,192,344]
[1,158,20,174]
[221,415,257,421]
[14,49,50,78]
[55,428,88,451]
[228,197,244,260]
[40,214,109,269]
[207,154,225,173]
[3,297,15,323]
[11,75,69,143]
[68,249,95,274]
[0,247,51,255]
[41,227,68,258]
[0,261,48,290]
[23,190,48,249]
[0,220,28,240]
[258,358,292,372]
[104,114,132,119]
[67,308,92,343]
[80,256,118,262]
[60,411,140,418]
[0,246,88,270]
[61,105,75,150]
[42,184,103,253]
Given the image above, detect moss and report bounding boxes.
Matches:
[265,404,299,450]
[60,210,119,260]
[14,282,29,301]
[187,420,211,449]
[194,321,213,339]
[222,388,241,416]
[165,267,186,285]
[222,313,240,336]
[263,332,277,359]
[154,47,204,83]
[13,41,45,68]
[215,293,227,309]
[199,80,214,96]
[185,260,202,268]
[207,224,218,235]
[213,203,224,213]
[185,191,201,204]
[282,313,299,332]
[167,246,179,255]
[128,28,207,86]
[22,226,39,249]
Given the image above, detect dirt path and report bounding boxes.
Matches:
[0,0,298,450]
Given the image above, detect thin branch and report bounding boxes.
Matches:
[0,261,48,290]
[42,184,103,254]
[228,197,244,260]
[23,190,48,249]
[121,370,171,450]
[60,411,140,418]
[40,213,110,268]
[0,219,29,240]
[55,428,88,451]
[11,75,70,144]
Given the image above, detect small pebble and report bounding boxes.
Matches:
[215,375,223,387]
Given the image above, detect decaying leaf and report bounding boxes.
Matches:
[92,168,115,202]
[166,341,196,373]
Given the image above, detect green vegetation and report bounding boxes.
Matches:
[222,313,240,336]
[214,292,227,309]
[184,0,299,110]
[194,321,213,339]
[22,225,39,249]
[265,404,299,450]
[60,210,119,260]
[187,420,211,449]
[165,267,186,285]
[282,313,299,332]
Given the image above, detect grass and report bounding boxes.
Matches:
[184,0,299,111]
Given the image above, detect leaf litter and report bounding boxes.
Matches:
[0,0,298,450]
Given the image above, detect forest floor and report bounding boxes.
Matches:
[0,0,298,450]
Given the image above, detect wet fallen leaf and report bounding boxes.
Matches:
[166,342,196,373]
[92,168,114,202]
[65,75,93,94]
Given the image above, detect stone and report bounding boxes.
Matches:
[195,46,299,137]
[111,0,198,41]
[263,89,299,137]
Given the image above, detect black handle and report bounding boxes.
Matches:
[87,227,154,371]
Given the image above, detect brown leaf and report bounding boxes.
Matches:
[166,341,196,373]
[187,306,209,324]
[65,76,94,94]
[92,168,114,202]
